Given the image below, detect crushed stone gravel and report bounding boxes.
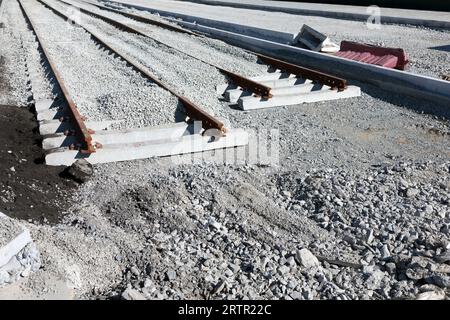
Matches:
[22,0,181,129]
[0,0,449,300]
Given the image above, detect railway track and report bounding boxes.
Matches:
[55,0,361,110]
[19,0,247,166]
[16,0,361,165]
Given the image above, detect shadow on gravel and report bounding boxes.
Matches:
[356,80,450,121]
[0,104,77,224]
[429,45,450,52]
[0,57,76,224]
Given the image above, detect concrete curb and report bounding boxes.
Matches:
[0,0,5,21]
[176,0,450,29]
[112,1,450,109]
[0,212,32,268]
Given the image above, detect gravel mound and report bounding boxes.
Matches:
[12,159,446,300]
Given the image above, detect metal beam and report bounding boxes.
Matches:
[19,0,95,153]
[39,0,227,133]
[58,0,272,99]
[256,53,348,91]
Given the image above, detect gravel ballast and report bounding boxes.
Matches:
[21,0,181,130]
[0,0,448,300]
[46,0,270,120]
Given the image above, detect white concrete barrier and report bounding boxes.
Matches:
[0,212,32,268]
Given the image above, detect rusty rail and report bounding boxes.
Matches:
[257,54,348,91]
[39,0,226,133]
[220,70,272,98]
[18,0,95,153]
[90,0,348,92]
[56,0,273,98]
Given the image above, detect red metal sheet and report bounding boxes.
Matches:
[335,41,408,70]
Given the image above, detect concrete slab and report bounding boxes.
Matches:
[217,73,311,95]
[39,119,122,136]
[174,0,450,29]
[260,77,313,88]
[0,212,32,268]
[271,82,327,95]
[42,122,192,150]
[216,82,237,95]
[36,107,67,121]
[224,88,247,104]
[224,81,322,104]
[45,127,248,166]
[251,71,293,82]
[239,85,361,110]
[34,99,54,112]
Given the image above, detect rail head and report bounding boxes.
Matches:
[40,0,227,134]
[19,0,95,153]
[179,96,226,134]
[221,70,272,99]
[257,53,348,91]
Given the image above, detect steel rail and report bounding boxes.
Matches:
[18,0,95,153]
[38,0,227,133]
[57,0,273,99]
[256,54,348,91]
[81,0,348,93]
[99,0,349,92]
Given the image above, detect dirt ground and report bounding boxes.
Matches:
[0,56,75,224]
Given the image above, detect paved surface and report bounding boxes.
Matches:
[177,0,450,25]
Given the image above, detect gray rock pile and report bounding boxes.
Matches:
[275,160,449,299]
[62,159,448,300]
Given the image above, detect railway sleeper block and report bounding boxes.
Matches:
[224,81,324,104]
[238,85,361,110]
[44,124,248,166]
[39,119,122,136]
